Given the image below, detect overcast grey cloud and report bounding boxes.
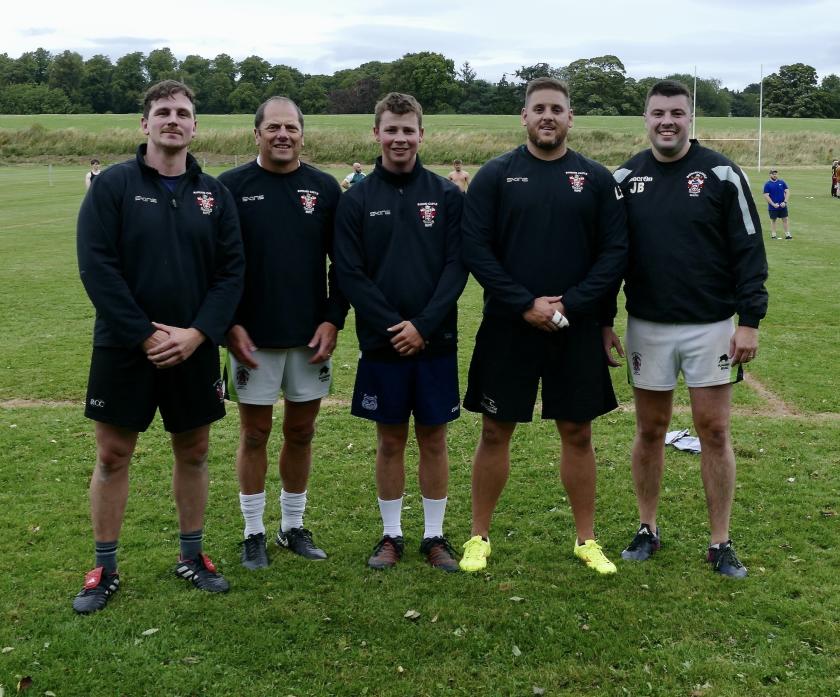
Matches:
[3,0,839,89]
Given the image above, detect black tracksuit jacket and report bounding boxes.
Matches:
[613,141,768,327]
[334,156,467,356]
[77,145,244,348]
[218,160,348,348]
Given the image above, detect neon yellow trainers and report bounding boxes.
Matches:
[573,539,617,575]
[459,535,491,572]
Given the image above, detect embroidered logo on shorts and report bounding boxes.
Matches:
[195,192,215,215]
[418,202,437,228]
[88,398,105,408]
[299,190,318,214]
[631,352,642,375]
[318,365,330,383]
[480,394,498,415]
[214,378,224,402]
[361,394,378,411]
[718,354,731,371]
[236,365,250,387]
[686,171,707,197]
[566,171,588,193]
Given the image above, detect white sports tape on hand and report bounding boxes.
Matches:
[551,311,570,328]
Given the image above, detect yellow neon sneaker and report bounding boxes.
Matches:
[459,535,491,572]
[573,539,617,575]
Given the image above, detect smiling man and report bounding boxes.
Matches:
[334,92,467,571]
[218,97,348,570]
[607,80,768,578]
[459,77,628,575]
[74,80,244,613]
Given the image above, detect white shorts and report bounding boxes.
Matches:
[625,316,742,391]
[225,347,331,405]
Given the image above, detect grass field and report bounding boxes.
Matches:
[2,113,840,136]
[2,114,839,168]
[1,156,839,696]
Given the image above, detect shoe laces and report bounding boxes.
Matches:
[242,534,264,554]
[292,527,314,542]
[714,543,743,569]
[424,536,456,557]
[581,540,609,563]
[462,536,487,557]
[627,525,656,550]
[372,536,401,554]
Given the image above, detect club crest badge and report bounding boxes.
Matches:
[717,354,731,371]
[686,171,707,197]
[632,352,642,376]
[195,192,215,215]
[299,190,318,214]
[236,365,250,388]
[361,394,378,411]
[567,171,588,193]
[418,202,437,228]
[214,378,224,402]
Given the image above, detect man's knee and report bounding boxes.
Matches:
[283,419,316,449]
[377,427,409,459]
[241,422,272,451]
[94,426,136,474]
[696,422,731,451]
[416,424,447,458]
[172,429,210,468]
[637,417,669,445]
[479,418,514,449]
[557,420,592,450]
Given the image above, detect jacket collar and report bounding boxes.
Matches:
[135,144,201,179]
[372,155,423,187]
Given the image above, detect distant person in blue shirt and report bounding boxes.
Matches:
[763,168,791,239]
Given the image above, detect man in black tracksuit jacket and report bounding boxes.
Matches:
[334,92,467,572]
[459,77,628,576]
[218,97,349,568]
[73,81,244,614]
[604,80,768,578]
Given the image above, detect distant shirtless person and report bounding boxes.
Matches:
[447,160,470,192]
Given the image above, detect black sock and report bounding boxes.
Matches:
[94,540,118,574]
[179,529,203,560]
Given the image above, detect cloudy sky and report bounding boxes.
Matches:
[4,0,839,89]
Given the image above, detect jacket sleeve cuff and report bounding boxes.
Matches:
[737,315,760,329]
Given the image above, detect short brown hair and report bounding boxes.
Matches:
[142,80,196,119]
[525,77,570,104]
[645,80,692,112]
[255,96,304,130]
[374,92,423,128]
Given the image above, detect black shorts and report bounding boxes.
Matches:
[463,316,617,423]
[84,343,225,433]
[768,207,789,219]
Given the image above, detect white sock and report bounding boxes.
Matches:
[240,491,266,538]
[378,496,403,538]
[422,496,447,539]
[280,489,307,532]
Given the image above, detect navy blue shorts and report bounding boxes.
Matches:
[768,207,789,219]
[351,352,460,425]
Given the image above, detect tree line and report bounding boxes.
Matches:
[2,48,839,118]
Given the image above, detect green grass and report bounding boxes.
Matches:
[1,156,839,695]
[2,114,839,167]
[2,113,840,136]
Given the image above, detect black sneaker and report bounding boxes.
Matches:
[621,524,661,561]
[174,553,230,592]
[276,527,327,560]
[240,532,269,570]
[419,536,460,572]
[72,567,120,614]
[367,535,404,569]
[707,541,748,578]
